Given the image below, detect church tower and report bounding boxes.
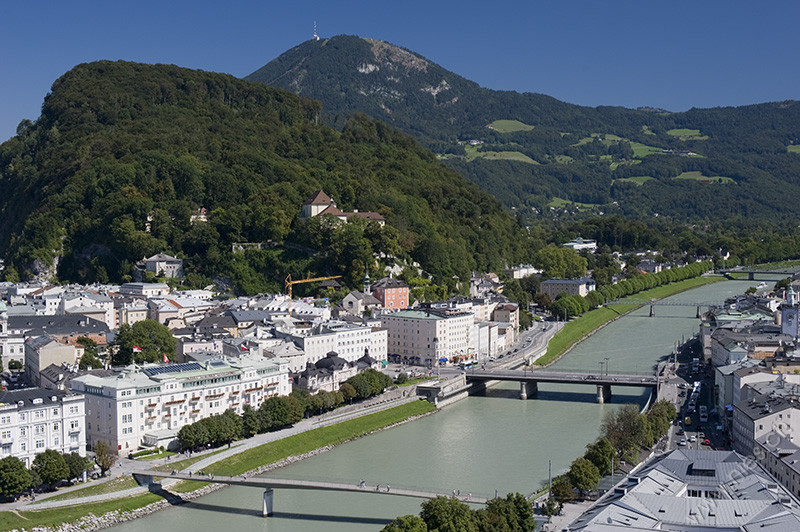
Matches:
[781,295,799,339]
[363,267,371,295]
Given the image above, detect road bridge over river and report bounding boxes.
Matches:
[465,369,659,402]
[133,472,489,517]
[718,267,800,280]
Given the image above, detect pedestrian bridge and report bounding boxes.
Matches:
[465,369,659,402]
[133,472,489,517]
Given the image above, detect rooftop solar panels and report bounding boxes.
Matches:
[143,362,204,377]
[209,360,228,368]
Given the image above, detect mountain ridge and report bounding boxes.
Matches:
[247,35,800,224]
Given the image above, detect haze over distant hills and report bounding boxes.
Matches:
[247,35,800,224]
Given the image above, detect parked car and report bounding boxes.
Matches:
[679,439,687,446]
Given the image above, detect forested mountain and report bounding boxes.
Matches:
[247,35,800,224]
[0,61,532,291]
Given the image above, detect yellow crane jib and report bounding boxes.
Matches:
[284,274,342,303]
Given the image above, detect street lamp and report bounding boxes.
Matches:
[598,360,604,377]
[604,357,610,377]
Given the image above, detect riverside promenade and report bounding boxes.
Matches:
[3,394,423,513]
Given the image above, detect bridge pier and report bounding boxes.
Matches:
[696,306,701,319]
[263,488,274,517]
[520,381,538,400]
[749,272,755,280]
[649,305,655,317]
[596,384,612,403]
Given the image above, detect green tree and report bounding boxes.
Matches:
[340,383,357,403]
[77,336,104,370]
[113,320,177,365]
[479,492,535,532]
[601,404,649,456]
[63,452,89,482]
[241,404,261,438]
[584,438,615,476]
[534,245,587,279]
[0,456,32,499]
[32,449,69,487]
[381,515,428,532]
[178,422,210,450]
[550,477,575,505]
[93,441,118,476]
[542,497,559,517]
[420,496,479,532]
[568,457,600,496]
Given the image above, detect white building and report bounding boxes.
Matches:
[381,309,474,366]
[59,292,115,330]
[0,388,86,467]
[143,253,184,279]
[119,283,170,298]
[70,355,290,453]
[290,322,386,366]
[540,277,596,299]
[562,237,597,252]
[732,392,800,457]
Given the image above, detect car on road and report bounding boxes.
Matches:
[689,435,697,443]
[679,439,687,446]
[703,438,711,446]
[677,429,684,436]
[526,337,532,341]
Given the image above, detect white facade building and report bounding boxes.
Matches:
[71,355,290,453]
[0,388,86,467]
[292,323,387,370]
[381,309,474,365]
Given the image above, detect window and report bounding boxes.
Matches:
[53,437,59,446]
[20,427,26,437]
[20,442,26,451]
[35,425,46,435]
[34,410,44,420]
[53,408,59,416]
[122,414,133,424]
[0,416,10,424]
[0,430,10,439]
[35,440,45,449]
[70,434,78,444]
[53,422,59,431]
[69,406,79,415]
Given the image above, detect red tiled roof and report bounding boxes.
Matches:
[303,190,333,206]
[344,212,385,222]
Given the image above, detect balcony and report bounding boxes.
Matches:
[190,396,201,402]
[205,393,224,399]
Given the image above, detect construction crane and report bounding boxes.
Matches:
[284,273,342,314]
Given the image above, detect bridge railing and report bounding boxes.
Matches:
[255,474,496,500]
[533,366,658,376]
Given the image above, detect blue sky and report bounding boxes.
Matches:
[1,1,798,142]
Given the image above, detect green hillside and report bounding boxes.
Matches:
[248,35,800,224]
[0,61,532,290]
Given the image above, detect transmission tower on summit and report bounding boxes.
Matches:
[313,21,320,41]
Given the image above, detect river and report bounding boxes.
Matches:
[111,276,773,531]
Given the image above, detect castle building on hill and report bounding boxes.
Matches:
[300,190,385,226]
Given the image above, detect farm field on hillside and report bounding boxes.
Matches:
[488,119,535,133]
[673,171,734,184]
